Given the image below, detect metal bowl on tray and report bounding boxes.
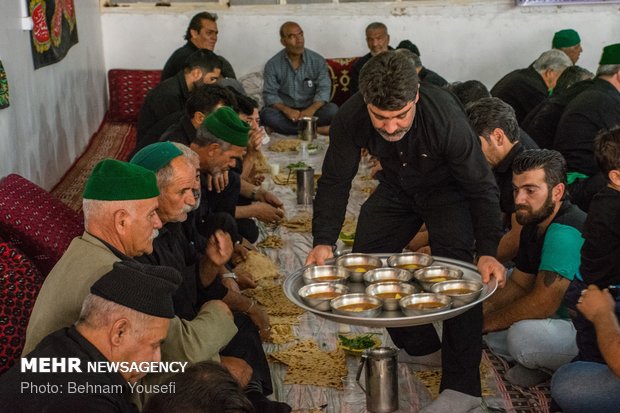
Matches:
[298,282,349,311]
[399,293,452,316]
[413,266,464,291]
[430,279,483,308]
[387,252,434,271]
[365,282,419,311]
[302,265,349,285]
[363,267,413,285]
[336,253,383,282]
[330,293,383,318]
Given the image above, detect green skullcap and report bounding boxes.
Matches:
[203,106,250,147]
[552,29,581,49]
[599,43,620,65]
[83,159,159,201]
[130,141,183,173]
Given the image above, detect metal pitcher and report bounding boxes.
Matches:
[356,347,399,413]
[296,166,314,205]
[298,116,318,142]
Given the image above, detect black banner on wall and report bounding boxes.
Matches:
[29,0,79,70]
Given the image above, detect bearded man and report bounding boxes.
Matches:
[307,50,505,413]
[483,149,586,387]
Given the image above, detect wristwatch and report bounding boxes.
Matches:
[221,272,238,281]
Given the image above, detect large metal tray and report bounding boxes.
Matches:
[282,255,497,327]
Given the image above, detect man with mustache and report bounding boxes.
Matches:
[23,159,236,367]
[307,50,505,413]
[484,149,586,387]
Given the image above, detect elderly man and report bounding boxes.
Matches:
[552,28,583,64]
[261,21,337,136]
[349,22,391,95]
[0,260,182,412]
[484,150,585,387]
[307,50,505,413]
[131,139,290,413]
[491,49,572,123]
[553,43,620,212]
[23,159,235,370]
[161,11,236,81]
[467,97,539,263]
[136,50,222,152]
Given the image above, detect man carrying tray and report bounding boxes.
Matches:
[306,50,506,413]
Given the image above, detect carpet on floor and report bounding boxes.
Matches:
[51,121,136,212]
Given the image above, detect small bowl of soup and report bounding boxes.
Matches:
[330,293,383,318]
[365,282,419,311]
[363,267,413,285]
[399,293,452,316]
[413,266,464,292]
[302,265,350,285]
[298,282,349,311]
[336,253,383,282]
[430,279,483,308]
[387,252,434,272]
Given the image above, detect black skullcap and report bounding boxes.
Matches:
[91,261,182,319]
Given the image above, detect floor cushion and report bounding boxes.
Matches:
[0,240,44,374]
[107,69,162,123]
[0,174,84,276]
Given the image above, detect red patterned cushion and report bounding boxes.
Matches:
[0,174,84,276]
[0,241,44,374]
[326,57,359,106]
[107,69,163,123]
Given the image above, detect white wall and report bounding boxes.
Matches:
[102,1,620,88]
[0,0,106,189]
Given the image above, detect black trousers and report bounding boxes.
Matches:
[220,312,273,396]
[353,184,482,396]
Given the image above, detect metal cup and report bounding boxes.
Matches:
[298,116,318,142]
[296,166,314,205]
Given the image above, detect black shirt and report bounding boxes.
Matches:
[349,53,372,96]
[494,131,538,219]
[579,186,620,286]
[136,221,228,321]
[313,85,501,256]
[491,66,549,124]
[0,327,137,413]
[418,67,448,87]
[135,71,190,151]
[554,78,620,176]
[521,79,593,149]
[161,41,236,81]
[159,114,196,146]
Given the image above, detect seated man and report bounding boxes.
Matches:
[0,260,182,412]
[449,80,491,107]
[521,66,594,149]
[160,83,237,146]
[466,97,538,263]
[161,11,236,81]
[491,49,572,123]
[349,22,391,95]
[553,43,620,212]
[552,28,583,64]
[23,159,236,363]
[136,50,222,152]
[563,127,620,366]
[551,285,620,413]
[143,361,254,413]
[484,149,585,387]
[261,21,337,136]
[131,139,290,413]
[397,40,448,87]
